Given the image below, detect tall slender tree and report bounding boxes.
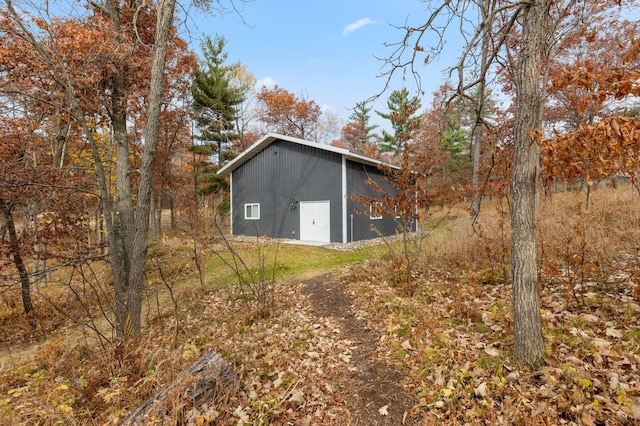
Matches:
[1,0,186,338]
[192,35,245,167]
[191,35,245,225]
[382,0,564,367]
[508,0,551,368]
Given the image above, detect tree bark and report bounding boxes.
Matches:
[151,190,160,241]
[170,195,177,231]
[510,0,550,369]
[112,68,134,337]
[126,0,177,336]
[86,0,131,339]
[0,199,35,325]
[118,351,237,425]
[471,2,490,217]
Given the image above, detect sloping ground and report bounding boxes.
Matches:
[2,211,640,425]
[302,274,421,425]
[336,259,640,425]
[156,259,640,425]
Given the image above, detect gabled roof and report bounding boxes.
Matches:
[217,132,398,176]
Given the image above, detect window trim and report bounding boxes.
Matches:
[244,203,260,220]
[369,202,383,220]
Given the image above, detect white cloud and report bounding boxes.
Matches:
[342,18,377,36]
[255,76,276,89]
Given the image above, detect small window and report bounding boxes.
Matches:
[245,203,260,220]
[369,202,383,220]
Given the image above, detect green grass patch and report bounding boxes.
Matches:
[201,242,387,289]
[476,356,497,371]
[473,323,488,334]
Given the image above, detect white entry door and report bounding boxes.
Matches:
[299,201,331,242]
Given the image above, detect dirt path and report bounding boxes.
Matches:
[302,274,422,426]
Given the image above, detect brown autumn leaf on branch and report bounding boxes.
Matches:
[540,35,640,185]
[256,85,321,140]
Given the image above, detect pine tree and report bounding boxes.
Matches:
[191,35,246,221]
[376,88,422,156]
[440,102,469,172]
[349,101,379,151]
[191,35,245,168]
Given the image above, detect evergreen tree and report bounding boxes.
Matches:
[349,101,378,151]
[440,102,469,172]
[191,35,246,220]
[192,35,245,169]
[376,88,422,156]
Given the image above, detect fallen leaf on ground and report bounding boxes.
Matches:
[484,346,500,357]
[401,339,413,351]
[474,382,488,398]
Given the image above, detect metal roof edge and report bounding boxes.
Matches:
[217,132,398,175]
[217,132,277,176]
[343,151,400,170]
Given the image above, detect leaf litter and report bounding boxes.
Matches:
[2,240,639,425]
[331,258,640,425]
[190,256,640,425]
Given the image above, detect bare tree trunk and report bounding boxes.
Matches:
[94,205,104,252]
[170,195,177,231]
[151,190,161,241]
[110,30,135,339]
[471,3,489,217]
[126,0,177,336]
[28,199,47,288]
[0,199,35,324]
[32,241,47,288]
[157,191,163,240]
[510,0,550,369]
[150,191,157,240]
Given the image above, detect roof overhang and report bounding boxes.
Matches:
[217,132,398,176]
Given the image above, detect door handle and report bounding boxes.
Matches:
[313,219,315,225]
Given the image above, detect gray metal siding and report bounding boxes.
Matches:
[231,139,343,242]
[346,161,402,241]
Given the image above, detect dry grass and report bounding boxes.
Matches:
[1,186,639,425]
[416,186,640,289]
[342,185,640,424]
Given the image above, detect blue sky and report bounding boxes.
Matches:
[187,0,461,129]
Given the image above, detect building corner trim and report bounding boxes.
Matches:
[342,156,347,243]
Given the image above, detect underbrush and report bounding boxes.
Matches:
[0,236,373,424]
[0,258,113,349]
[2,186,639,425]
[338,185,640,424]
[340,260,639,424]
[0,277,357,425]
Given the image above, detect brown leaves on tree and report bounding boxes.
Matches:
[541,35,640,186]
[542,116,640,186]
[256,85,321,140]
[0,2,195,337]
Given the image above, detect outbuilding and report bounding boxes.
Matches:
[217,133,415,243]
